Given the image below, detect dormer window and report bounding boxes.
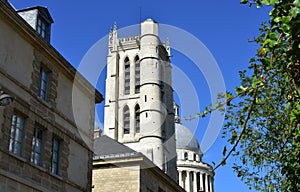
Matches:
[37,17,49,41]
[17,6,53,43]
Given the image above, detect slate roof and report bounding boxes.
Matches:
[17,6,53,23]
[93,135,139,159]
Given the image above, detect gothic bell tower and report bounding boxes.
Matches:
[103,19,177,181]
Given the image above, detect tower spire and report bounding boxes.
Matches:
[113,21,117,31]
[109,26,113,46]
[112,22,118,51]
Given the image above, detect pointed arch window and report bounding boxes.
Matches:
[124,57,130,95]
[134,56,140,93]
[123,105,130,134]
[135,105,140,133]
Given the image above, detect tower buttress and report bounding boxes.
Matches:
[104,23,119,139]
[139,19,164,169]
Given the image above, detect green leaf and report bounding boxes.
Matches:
[222,146,227,156]
[290,7,300,18]
[232,131,238,141]
[281,16,290,24]
[273,17,281,23]
[251,76,259,88]
[221,158,226,166]
[240,0,248,4]
[294,0,300,7]
[262,0,279,5]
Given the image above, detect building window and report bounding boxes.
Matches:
[38,68,49,101]
[135,56,140,93]
[135,105,140,133]
[124,105,130,134]
[9,114,24,156]
[194,153,197,161]
[184,152,188,160]
[124,57,130,95]
[51,137,60,175]
[37,17,49,41]
[31,127,43,166]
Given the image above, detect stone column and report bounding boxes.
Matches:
[210,177,214,192]
[193,171,197,192]
[178,170,183,188]
[205,174,209,192]
[199,173,203,191]
[186,171,191,192]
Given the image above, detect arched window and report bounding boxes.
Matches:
[124,57,130,95]
[123,105,130,134]
[135,104,140,133]
[184,152,188,160]
[135,56,140,93]
[194,153,197,161]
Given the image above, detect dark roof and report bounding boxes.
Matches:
[17,6,53,23]
[94,135,137,157]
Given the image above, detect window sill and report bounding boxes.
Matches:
[50,172,63,180]
[29,162,47,172]
[37,96,52,109]
[8,152,26,162]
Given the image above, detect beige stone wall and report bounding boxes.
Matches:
[0,2,98,192]
[140,168,185,192]
[0,151,67,192]
[0,16,34,89]
[92,165,140,192]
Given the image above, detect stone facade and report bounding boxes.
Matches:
[0,1,103,192]
[93,164,140,192]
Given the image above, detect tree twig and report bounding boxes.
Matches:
[213,85,260,170]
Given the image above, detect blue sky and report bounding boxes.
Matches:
[10,0,271,191]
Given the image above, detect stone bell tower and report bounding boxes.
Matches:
[103,19,177,181]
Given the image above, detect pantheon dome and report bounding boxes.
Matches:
[174,103,214,192]
[175,123,201,153]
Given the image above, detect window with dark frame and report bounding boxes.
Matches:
[51,137,60,175]
[135,105,140,133]
[38,67,48,101]
[124,106,130,134]
[9,114,25,156]
[31,127,43,166]
[135,56,140,93]
[124,57,130,95]
[37,16,49,41]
